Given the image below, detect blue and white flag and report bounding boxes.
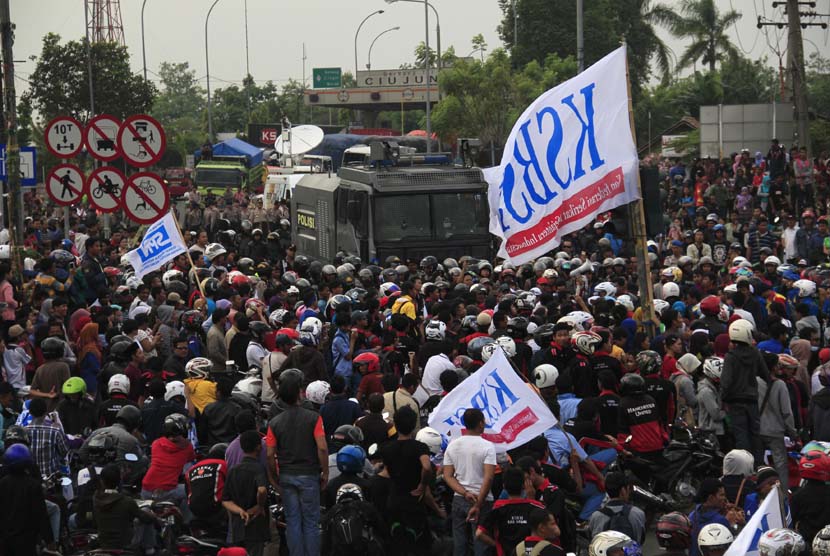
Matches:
[485,45,640,265]
[428,349,556,451]
[124,212,187,280]
[724,486,785,556]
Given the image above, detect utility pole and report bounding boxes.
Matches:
[786,0,810,153]
[758,1,827,153]
[576,0,584,72]
[0,0,20,245]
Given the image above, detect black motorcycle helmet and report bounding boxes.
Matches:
[293,255,310,276]
[87,433,117,465]
[116,405,142,431]
[41,337,66,360]
[249,321,270,342]
[163,413,188,437]
[3,425,29,447]
[619,373,646,396]
[507,317,530,339]
[208,443,228,460]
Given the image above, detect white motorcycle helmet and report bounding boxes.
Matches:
[305,380,331,405]
[653,299,670,316]
[495,336,517,357]
[589,531,641,556]
[728,319,754,344]
[301,316,323,338]
[698,523,734,556]
[616,294,635,312]
[204,243,227,263]
[185,357,213,379]
[702,356,724,382]
[594,281,617,297]
[662,281,681,299]
[107,373,130,396]
[813,525,830,556]
[481,343,500,362]
[793,279,817,298]
[758,528,805,556]
[164,381,186,402]
[162,269,185,288]
[415,427,444,456]
[566,311,594,332]
[534,364,559,389]
[233,376,263,398]
[425,320,447,341]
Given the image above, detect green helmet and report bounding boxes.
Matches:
[62,376,87,396]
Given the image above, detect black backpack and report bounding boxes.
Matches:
[327,501,377,556]
[73,466,99,529]
[598,504,636,540]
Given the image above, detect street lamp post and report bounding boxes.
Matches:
[141,0,148,81]
[205,0,222,141]
[367,26,400,69]
[354,10,384,76]
[385,0,440,69]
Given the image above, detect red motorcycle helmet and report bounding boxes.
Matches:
[799,450,830,481]
[700,295,721,317]
[656,511,692,550]
[353,352,380,373]
[276,327,300,341]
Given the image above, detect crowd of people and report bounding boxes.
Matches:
[0,142,829,556]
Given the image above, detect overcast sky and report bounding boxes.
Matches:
[12,0,830,102]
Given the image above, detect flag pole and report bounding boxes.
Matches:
[622,42,657,338]
[170,210,207,300]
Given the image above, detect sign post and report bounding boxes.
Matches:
[86,166,126,213]
[117,114,166,168]
[122,172,170,224]
[45,164,85,206]
[44,116,84,158]
[84,114,123,162]
[312,67,342,89]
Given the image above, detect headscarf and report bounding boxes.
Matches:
[722,449,754,477]
[789,338,812,387]
[156,304,174,326]
[38,298,53,324]
[68,309,91,344]
[77,322,101,363]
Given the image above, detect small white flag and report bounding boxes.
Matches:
[724,486,785,556]
[124,212,187,280]
[428,349,557,451]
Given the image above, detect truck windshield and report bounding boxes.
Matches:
[373,195,431,240]
[433,192,489,239]
[373,192,488,241]
[195,168,241,187]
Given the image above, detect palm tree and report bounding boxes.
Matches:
[666,0,741,73]
[622,0,678,84]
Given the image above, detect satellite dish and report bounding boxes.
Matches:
[274,125,324,156]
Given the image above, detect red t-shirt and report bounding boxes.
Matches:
[661,354,678,380]
[357,372,385,400]
[142,436,196,492]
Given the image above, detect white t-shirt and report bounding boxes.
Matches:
[3,345,31,388]
[443,434,497,499]
[422,353,455,396]
[261,351,287,403]
[246,342,269,371]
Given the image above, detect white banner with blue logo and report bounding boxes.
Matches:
[724,486,784,556]
[124,212,187,280]
[428,349,556,451]
[485,46,640,265]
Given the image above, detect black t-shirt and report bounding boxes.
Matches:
[380,439,430,495]
[324,472,372,510]
[98,396,138,427]
[355,413,396,451]
[186,458,227,518]
[480,498,546,556]
[223,456,269,543]
[598,392,621,436]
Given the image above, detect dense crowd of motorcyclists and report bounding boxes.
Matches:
[1,142,830,556]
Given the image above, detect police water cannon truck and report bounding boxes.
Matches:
[290,141,493,263]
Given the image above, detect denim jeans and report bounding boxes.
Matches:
[728,402,763,465]
[578,449,617,520]
[450,495,491,556]
[45,499,60,543]
[279,474,321,556]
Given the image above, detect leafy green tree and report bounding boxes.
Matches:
[807,53,830,153]
[498,0,674,100]
[24,33,156,123]
[663,0,740,72]
[151,62,205,165]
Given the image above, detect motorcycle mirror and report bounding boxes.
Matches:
[125,453,139,462]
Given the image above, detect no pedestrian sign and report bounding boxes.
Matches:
[87,166,126,213]
[46,164,85,206]
[117,114,166,168]
[44,116,84,158]
[123,172,170,224]
[84,114,122,162]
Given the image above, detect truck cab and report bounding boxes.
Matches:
[291,142,492,263]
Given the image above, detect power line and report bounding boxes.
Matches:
[730,0,761,54]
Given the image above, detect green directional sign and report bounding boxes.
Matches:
[313,67,342,89]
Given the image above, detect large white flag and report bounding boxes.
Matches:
[428,349,556,451]
[724,487,785,556]
[485,45,640,265]
[124,212,187,280]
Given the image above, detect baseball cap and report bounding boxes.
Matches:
[7,324,24,339]
[167,292,184,305]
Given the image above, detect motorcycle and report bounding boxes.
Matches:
[614,425,723,508]
[138,499,184,554]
